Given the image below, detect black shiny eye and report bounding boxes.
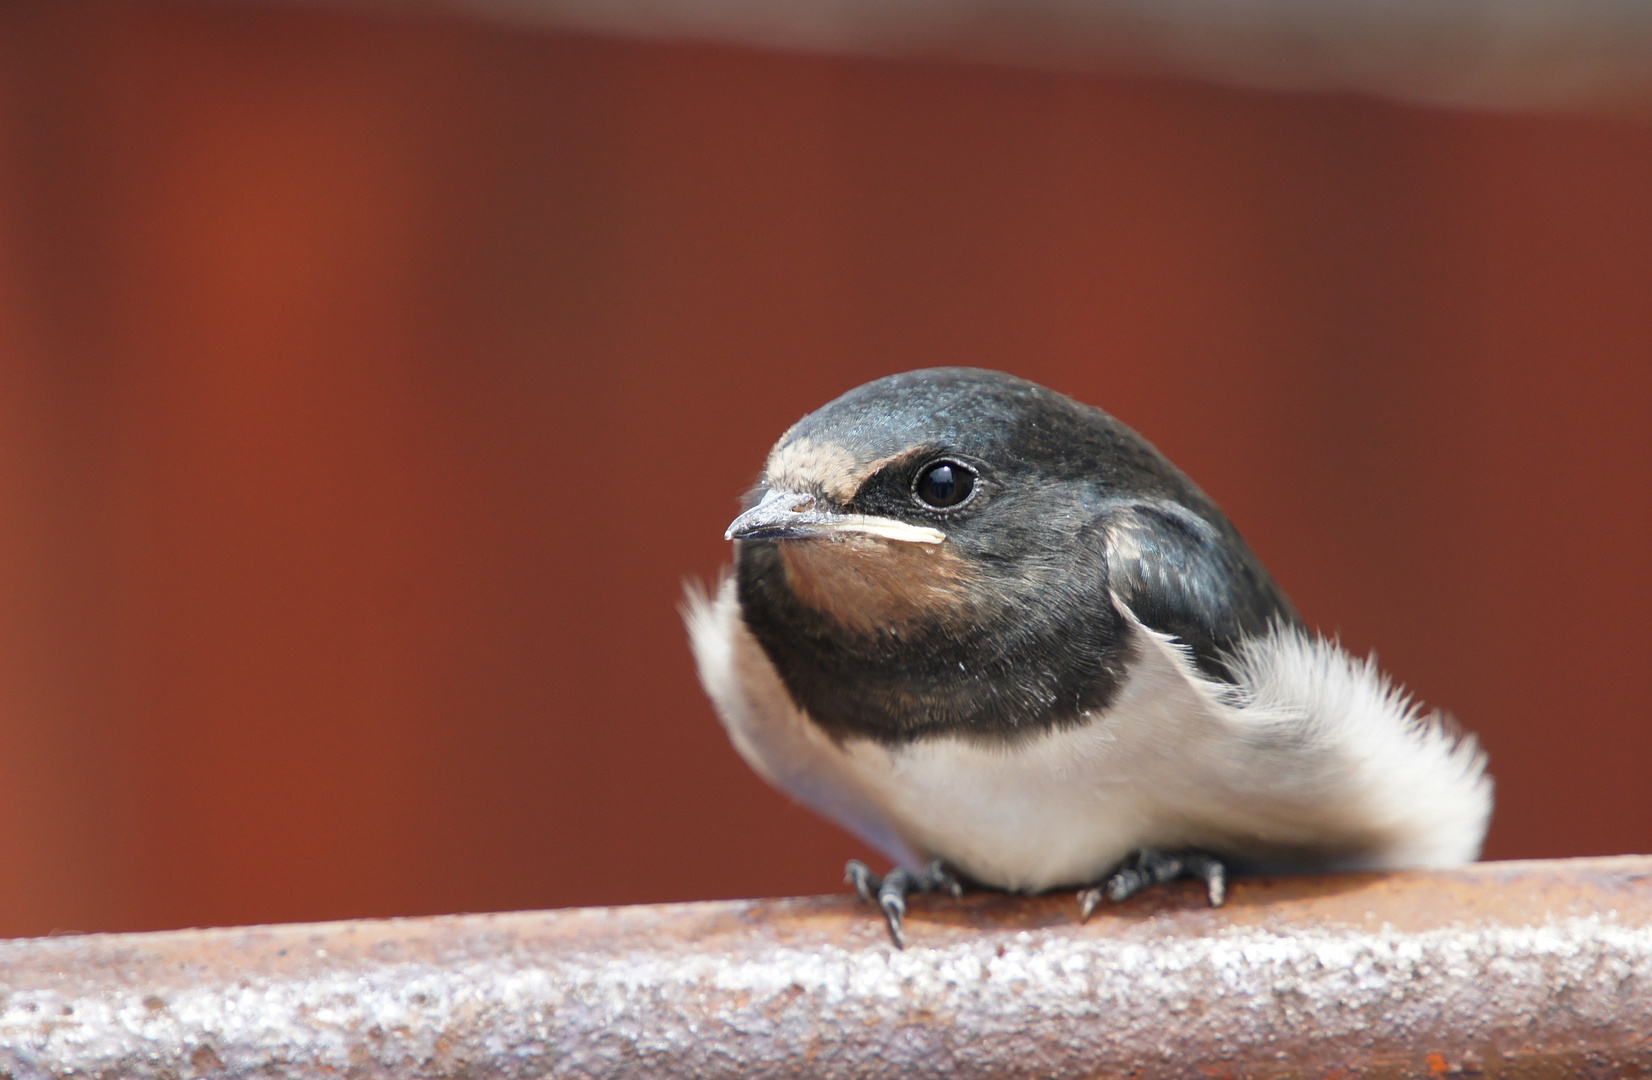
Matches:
[913,460,976,509]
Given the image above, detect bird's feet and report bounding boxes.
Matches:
[1077,849,1226,920]
[845,858,964,948]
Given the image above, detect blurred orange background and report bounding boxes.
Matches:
[0,0,1648,938]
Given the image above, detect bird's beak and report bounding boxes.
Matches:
[725,488,945,545]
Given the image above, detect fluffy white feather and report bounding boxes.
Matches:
[686,576,1491,892]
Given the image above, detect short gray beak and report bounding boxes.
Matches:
[725,489,945,545]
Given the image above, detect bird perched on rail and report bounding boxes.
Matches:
[686,368,1492,947]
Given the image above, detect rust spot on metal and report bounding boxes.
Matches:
[188,1044,223,1072]
[1,856,1651,1078]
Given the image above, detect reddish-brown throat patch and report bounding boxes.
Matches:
[776,535,976,635]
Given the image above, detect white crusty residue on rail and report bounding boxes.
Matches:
[3,909,1650,1078]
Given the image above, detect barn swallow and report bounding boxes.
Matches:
[687,368,1492,947]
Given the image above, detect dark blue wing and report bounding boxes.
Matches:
[1099,501,1301,681]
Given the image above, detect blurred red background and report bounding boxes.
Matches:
[0,0,1648,938]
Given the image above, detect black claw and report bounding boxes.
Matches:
[845,859,879,904]
[844,859,965,948]
[877,867,912,945]
[1185,852,1226,907]
[1086,849,1229,912]
[920,858,964,899]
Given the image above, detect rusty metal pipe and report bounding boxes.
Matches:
[3,856,1651,1079]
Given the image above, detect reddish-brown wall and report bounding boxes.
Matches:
[1,0,1648,938]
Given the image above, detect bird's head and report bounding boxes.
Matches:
[727,368,1126,637]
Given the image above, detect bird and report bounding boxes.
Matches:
[685,368,1492,947]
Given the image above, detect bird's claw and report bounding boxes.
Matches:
[1078,849,1226,921]
[845,859,880,904]
[845,858,963,948]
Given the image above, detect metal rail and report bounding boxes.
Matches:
[2,855,1651,1079]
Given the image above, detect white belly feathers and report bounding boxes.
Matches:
[685,576,1491,893]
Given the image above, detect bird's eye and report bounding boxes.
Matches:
[913,460,976,509]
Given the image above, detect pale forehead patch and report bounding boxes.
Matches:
[764,438,862,502]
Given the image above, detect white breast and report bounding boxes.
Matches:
[685,576,1491,893]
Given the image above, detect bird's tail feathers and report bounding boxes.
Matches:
[1221,624,1494,869]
